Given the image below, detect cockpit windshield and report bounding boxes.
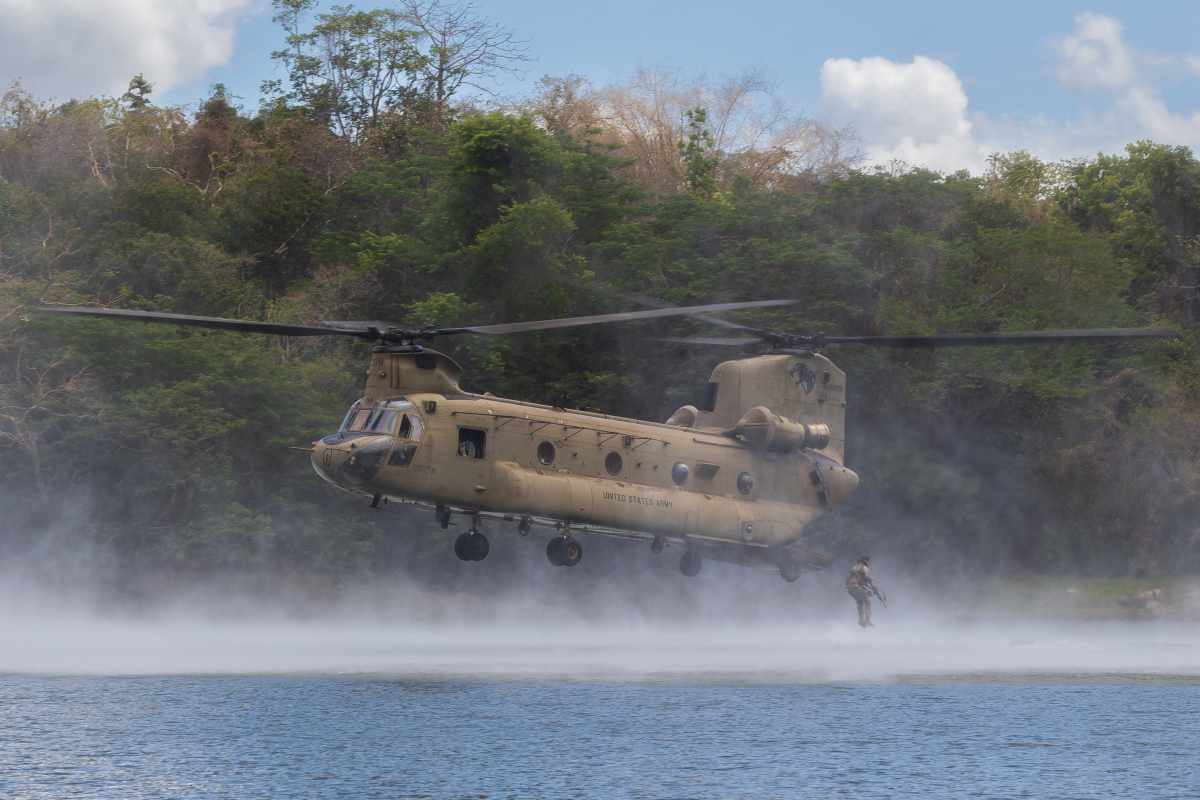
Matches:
[339,398,422,440]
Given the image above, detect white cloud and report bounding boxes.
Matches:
[1050,13,1200,149]
[819,14,1200,174]
[1054,12,1137,92]
[0,0,255,101]
[819,55,987,173]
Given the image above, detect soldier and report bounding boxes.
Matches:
[846,556,874,628]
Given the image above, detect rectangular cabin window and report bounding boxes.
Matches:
[457,428,487,459]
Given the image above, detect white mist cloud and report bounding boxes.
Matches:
[0,0,255,101]
[819,13,1200,174]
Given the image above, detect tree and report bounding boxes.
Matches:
[122,74,154,110]
[263,0,427,140]
[677,107,718,196]
[1062,142,1200,321]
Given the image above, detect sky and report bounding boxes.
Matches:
[2,0,1200,173]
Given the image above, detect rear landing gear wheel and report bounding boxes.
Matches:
[546,537,565,566]
[779,555,803,583]
[650,537,664,554]
[464,531,489,562]
[453,532,470,562]
[680,550,702,577]
[560,537,583,567]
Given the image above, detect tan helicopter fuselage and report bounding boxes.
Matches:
[310,347,858,574]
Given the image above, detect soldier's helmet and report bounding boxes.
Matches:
[858,556,870,564]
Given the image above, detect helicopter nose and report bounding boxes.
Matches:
[822,464,860,507]
[311,441,342,485]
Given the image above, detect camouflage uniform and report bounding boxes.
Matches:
[846,561,873,627]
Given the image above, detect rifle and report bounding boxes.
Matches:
[869,584,887,608]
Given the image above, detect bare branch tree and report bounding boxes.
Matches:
[394,0,534,110]
[541,65,859,194]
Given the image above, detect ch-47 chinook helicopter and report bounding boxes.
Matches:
[35,303,1176,582]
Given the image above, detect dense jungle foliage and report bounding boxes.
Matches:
[3,3,1200,581]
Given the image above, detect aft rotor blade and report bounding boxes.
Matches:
[456,300,796,335]
[654,336,771,346]
[32,307,380,338]
[825,328,1179,348]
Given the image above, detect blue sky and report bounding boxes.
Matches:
[3,0,1199,172]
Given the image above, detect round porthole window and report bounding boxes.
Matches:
[537,441,556,465]
[605,452,623,475]
[671,462,690,485]
[737,472,755,495]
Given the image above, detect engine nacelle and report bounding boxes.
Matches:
[730,406,830,452]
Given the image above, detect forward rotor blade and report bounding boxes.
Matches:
[825,328,1179,348]
[654,336,771,346]
[457,300,796,335]
[32,307,380,338]
[503,270,784,333]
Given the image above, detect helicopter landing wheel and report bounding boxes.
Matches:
[463,531,489,562]
[546,536,564,566]
[679,550,702,577]
[560,537,583,567]
[453,532,471,562]
[650,536,665,554]
[779,555,803,583]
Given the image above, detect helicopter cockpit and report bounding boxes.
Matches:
[325,398,427,483]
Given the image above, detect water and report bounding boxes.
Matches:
[2,677,1198,798]
[2,613,1200,799]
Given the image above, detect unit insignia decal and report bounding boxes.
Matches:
[789,362,817,394]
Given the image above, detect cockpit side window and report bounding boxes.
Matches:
[397,414,424,440]
[381,398,423,440]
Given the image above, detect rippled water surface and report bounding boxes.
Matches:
[3,676,1199,799]
[3,611,1200,798]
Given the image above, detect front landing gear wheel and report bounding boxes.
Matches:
[546,537,564,566]
[650,537,665,554]
[779,555,803,583]
[680,550,702,577]
[454,533,470,561]
[464,531,489,562]
[560,537,583,567]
